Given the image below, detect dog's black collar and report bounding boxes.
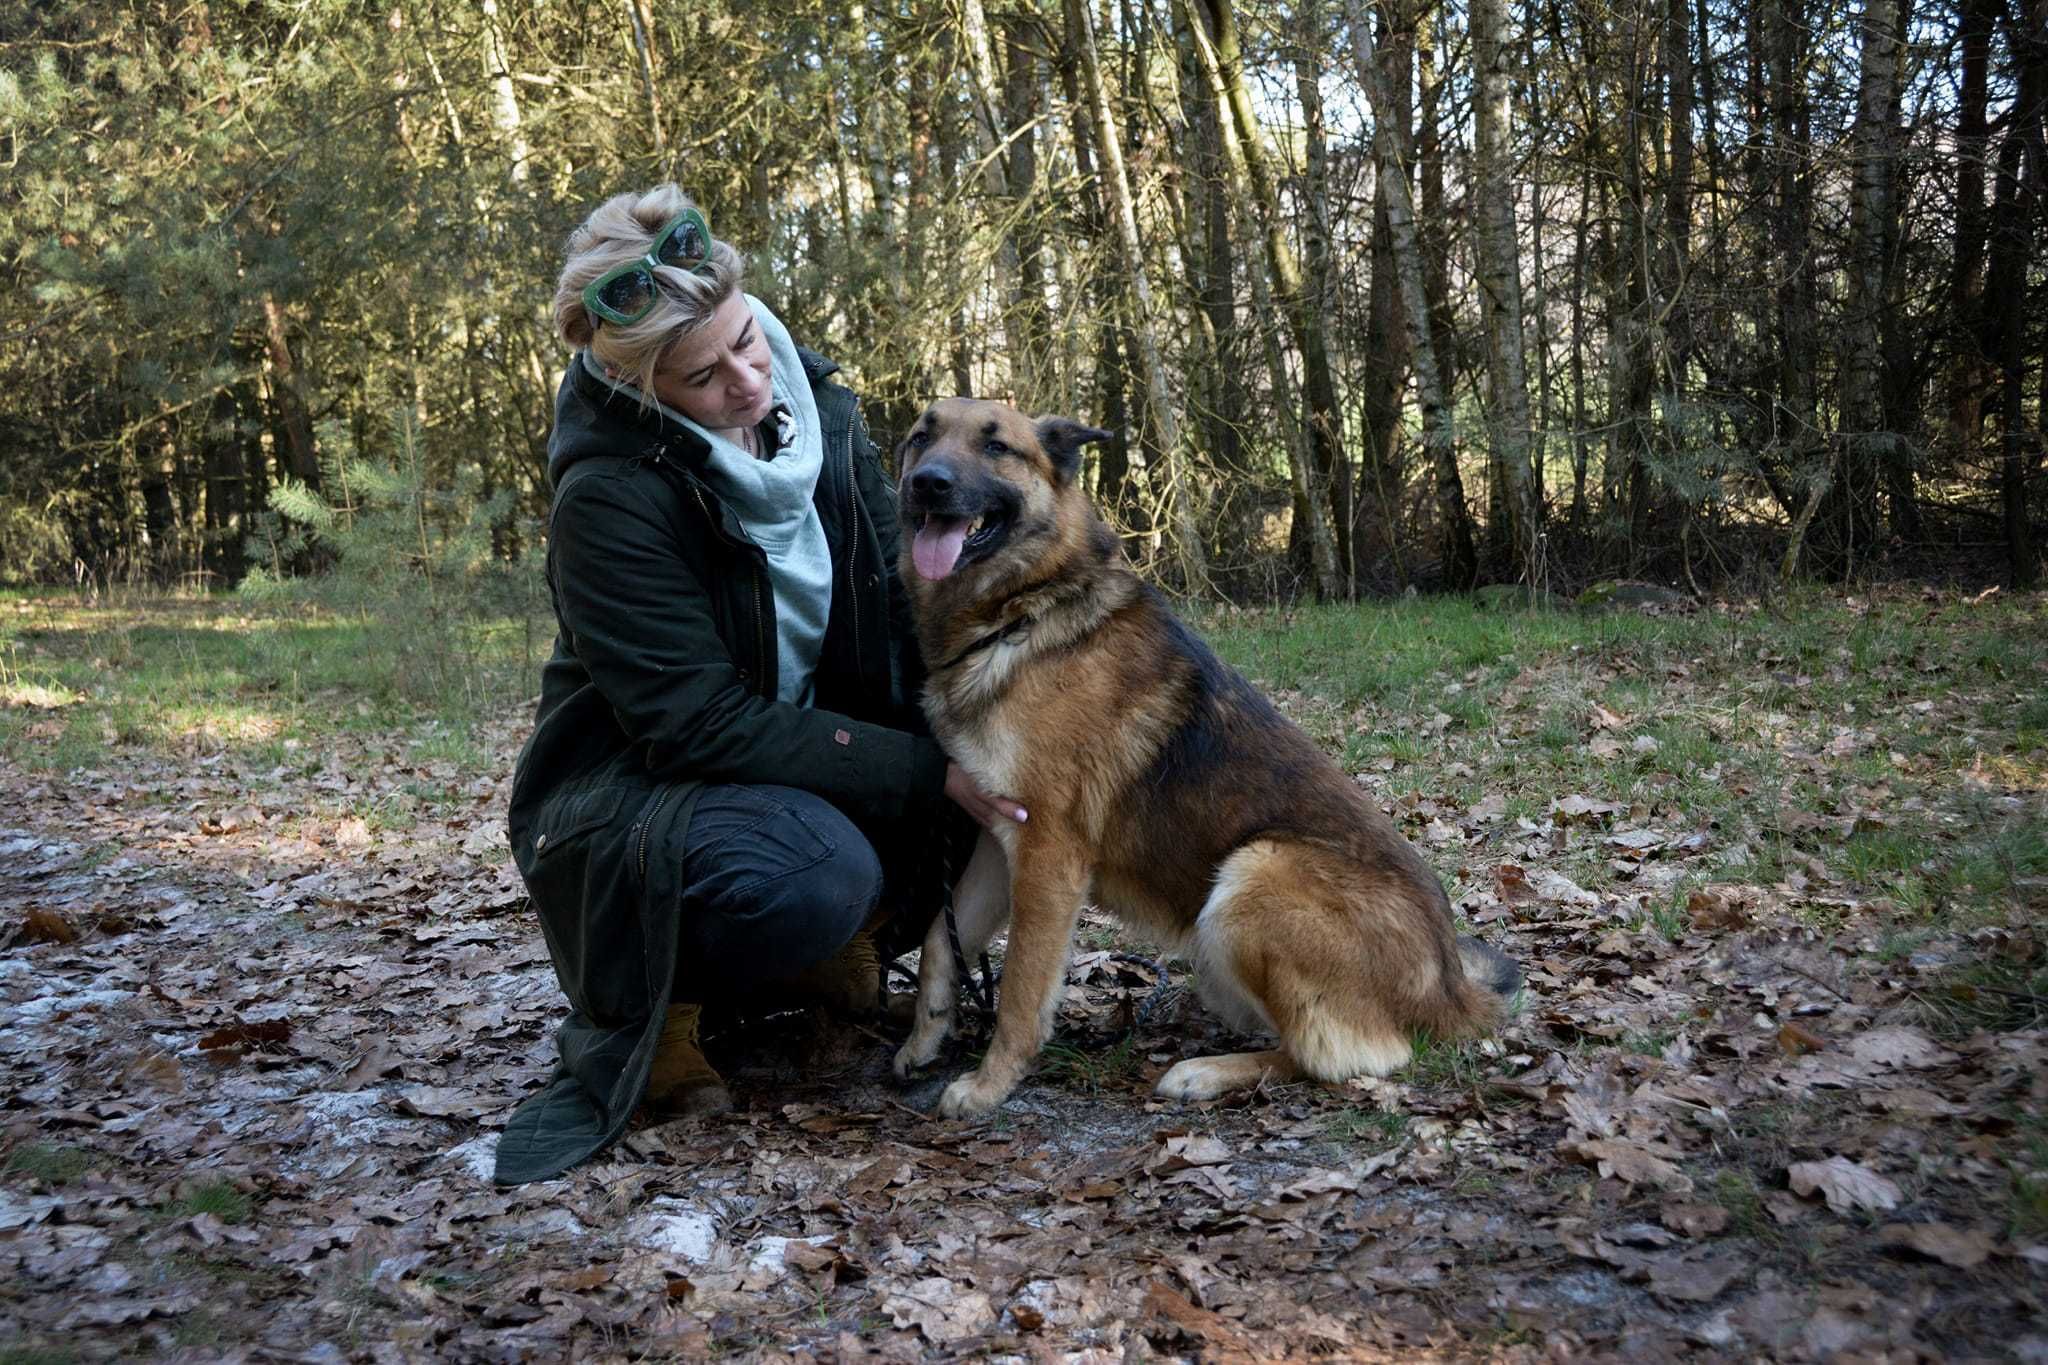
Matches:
[936,615,1033,673]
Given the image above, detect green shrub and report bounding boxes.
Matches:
[241,411,546,713]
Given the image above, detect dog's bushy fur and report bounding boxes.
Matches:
[891,398,1519,1116]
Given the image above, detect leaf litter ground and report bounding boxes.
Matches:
[1,587,2044,1361]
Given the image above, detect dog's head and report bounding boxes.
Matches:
[896,398,1111,585]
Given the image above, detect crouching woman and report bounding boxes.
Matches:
[494,185,1020,1185]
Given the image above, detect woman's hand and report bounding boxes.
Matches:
[944,762,1028,830]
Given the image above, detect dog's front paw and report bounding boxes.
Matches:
[892,1013,950,1081]
[891,1037,937,1081]
[936,1069,1012,1118]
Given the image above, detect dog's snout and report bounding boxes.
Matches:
[909,462,956,502]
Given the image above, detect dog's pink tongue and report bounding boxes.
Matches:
[913,517,968,580]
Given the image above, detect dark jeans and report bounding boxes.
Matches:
[671,784,884,1006]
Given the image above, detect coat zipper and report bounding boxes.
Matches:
[842,415,863,679]
[752,562,770,694]
[636,785,677,881]
[684,475,772,698]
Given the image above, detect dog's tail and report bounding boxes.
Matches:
[1457,934,1523,1001]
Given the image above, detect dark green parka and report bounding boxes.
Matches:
[494,347,947,1186]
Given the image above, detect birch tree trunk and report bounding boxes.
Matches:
[1068,0,1208,590]
[1344,0,1478,588]
[480,0,529,185]
[1190,0,1348,596]
[624,0,664,157]
[1471,0,1541,582]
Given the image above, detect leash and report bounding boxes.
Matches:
[900,823,1173,1042]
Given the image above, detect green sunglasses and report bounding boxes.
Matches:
[579,208,715,327]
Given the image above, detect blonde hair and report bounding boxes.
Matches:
[552,184,746,399]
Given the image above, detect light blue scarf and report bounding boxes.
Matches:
[582,295,831,705]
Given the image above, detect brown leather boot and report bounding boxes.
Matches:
[786,928,886,1017]
[645,1003,732,1119]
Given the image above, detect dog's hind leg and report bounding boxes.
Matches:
[1155,1047,1301,1100]
[893,831,1010,1080]
[1156,840,1417,1102]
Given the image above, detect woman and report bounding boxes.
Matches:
[495,185,1022,1186]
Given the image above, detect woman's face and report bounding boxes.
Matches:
[649,292,774,432]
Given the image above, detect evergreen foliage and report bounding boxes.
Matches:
[241,412,545,710]
[2,0,2042,595]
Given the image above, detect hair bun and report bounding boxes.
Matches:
[561,306,596,348]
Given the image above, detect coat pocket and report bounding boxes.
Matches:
[527,779,629,864]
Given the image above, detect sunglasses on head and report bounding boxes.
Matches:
[580,208,714,327]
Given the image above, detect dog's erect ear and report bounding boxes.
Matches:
[1033,416,1114,483]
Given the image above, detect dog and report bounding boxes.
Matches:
[889,398,1520,1119]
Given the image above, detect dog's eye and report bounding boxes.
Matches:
[907,430,931,450]
[983,439,1008,456]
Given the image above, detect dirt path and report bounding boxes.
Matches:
[2,700,2044,1360]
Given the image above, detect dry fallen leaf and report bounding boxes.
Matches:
[1777,1022,1826,1056]
[1787,1157,1902,1215]
[1565,1138,1695,1194]
[1687,889,1749,931]
[19,907,78,944]
[197,1018,292,1054]
[1877,1221,1994,1268]
[1661,1200,1732,1237]
[1845,1026,1957,1071]
[882,1277,996,1343]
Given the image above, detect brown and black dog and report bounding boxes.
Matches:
[891,398,1520,1118]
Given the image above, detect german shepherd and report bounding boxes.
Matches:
[891,398,1520,1118]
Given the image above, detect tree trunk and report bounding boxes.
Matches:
[1191,0,1346,597]
[481,0,529,185]
[1358,0,1414,582]
[1950,0,1997,453]
[1345,0,1477,589]
[1070,0,1204,586]
[1471,0,1541,583]
[1767,0,1822,563]
[1989,0,2048,589]
[1292,0,1355,591]
[1832,0,1904,567]
[1173,0,1246,487]
[624,0,665,157]
[1004,17,1051,403]
[260,294,320,490]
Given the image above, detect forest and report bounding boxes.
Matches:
[5,0,2045,598]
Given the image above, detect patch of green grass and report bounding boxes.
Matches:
[1536,711,1577,751]
[1936,818,2048,916]
[1915,952,2048,1038]
[2009,1135,2048,1239]
[1641,894,1688,942]
[5,1143,92,1185]
[1039,1036,1143,1094]
[164,1179,255,1225]
[1402,1034,1492,1089]
[1442,694,1492,731]
[171,1310,229,1349]
[1842,827,1937,884]
[1320,1105,1410,1148]
[1710,1168,1769,1237]
[0,1345,78,1365]
[0,593,539,775]
[1619,1028,1678,1057]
